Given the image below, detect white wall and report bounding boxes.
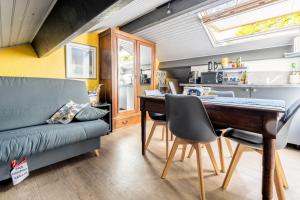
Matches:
[246,58,300,72]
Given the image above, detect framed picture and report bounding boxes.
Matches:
[66,43,96,79]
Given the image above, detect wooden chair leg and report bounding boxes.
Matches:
[180,144,187,161]
[194,143,206,200]
[161,126,165,141]
[145,122,157,149]
[94,149,100,157]
[274,153,286,200]
[188,145,194,158]
[165,125,169,159]
[225,138,234,157]
[205,143,220,175]
[217,138,225,173]
[276,151,288,189]
[222,144,244,189]
[161,137,180,179]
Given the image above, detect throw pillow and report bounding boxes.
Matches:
[47,101,88,124]
[75,106,109,121]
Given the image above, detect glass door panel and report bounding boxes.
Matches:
[139,44,153,96]
[117,38,135,112]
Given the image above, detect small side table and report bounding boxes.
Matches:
[92,103,112,132]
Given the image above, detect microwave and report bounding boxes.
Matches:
[201,71,223,84]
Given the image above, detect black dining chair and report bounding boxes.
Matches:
[185,90,235,172]
[144,90,171,158]
[221,99,300,200]
[161,94,220,200]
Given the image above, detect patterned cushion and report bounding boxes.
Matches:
[75,106,109,121]
[46,101,88,124]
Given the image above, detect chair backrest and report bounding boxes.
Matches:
[210,90,235,97]
[276,99,300,149]
[165,94,217,142]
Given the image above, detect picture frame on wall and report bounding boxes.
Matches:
[66,43,96,79]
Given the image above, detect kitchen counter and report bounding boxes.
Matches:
[179,83,300,88]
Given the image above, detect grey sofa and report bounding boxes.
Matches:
[0,77,109,181]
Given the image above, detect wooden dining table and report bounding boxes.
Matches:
[139,95,286,200]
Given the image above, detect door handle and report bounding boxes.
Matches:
[251,88,257,92]
[244,88,249,92]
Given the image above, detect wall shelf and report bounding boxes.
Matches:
[217,67,247,72]
[284,52,300,58]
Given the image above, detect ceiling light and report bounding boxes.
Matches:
[166,2,172,15]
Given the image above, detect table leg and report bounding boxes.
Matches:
[141,110,146,155]
[262,113,277,200]
[262,137,275,200]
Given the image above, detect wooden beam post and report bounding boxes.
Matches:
[32,0,134,57]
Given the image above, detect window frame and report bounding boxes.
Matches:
[199,0,300,47]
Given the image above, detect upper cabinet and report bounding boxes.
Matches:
[99,28,156,129]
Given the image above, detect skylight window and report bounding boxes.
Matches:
[199,0,300,46]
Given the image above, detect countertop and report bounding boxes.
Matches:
[179,83,300,88]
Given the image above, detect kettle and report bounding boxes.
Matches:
[188,71,198,84]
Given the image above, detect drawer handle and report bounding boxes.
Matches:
[122,120,129,125]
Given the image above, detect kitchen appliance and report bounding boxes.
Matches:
[188,71,199,84]
[208,61,218,71]
[201,71,223,84]
[196,76,201,84]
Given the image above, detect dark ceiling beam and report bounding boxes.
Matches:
[32,0,134,57]
[120,0,220,33]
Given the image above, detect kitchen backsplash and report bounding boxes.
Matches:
[191,57,300,85]
[246,71,290,85]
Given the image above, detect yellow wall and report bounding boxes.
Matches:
[0,32,99,90]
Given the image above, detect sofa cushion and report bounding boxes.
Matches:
[0,77,89,131]
[47,101,88,124]
[75,106,109,121]
[0,120,109,162]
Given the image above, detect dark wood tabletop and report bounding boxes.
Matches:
[139,95,286,200]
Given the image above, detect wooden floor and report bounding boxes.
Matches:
[1,122,300,200]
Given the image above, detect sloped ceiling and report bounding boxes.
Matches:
[134,4,297,62]
[90,0,170,32]
[0,0,57,48]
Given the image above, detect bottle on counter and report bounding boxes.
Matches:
[241,71,248,84]
[236,57,242,68]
